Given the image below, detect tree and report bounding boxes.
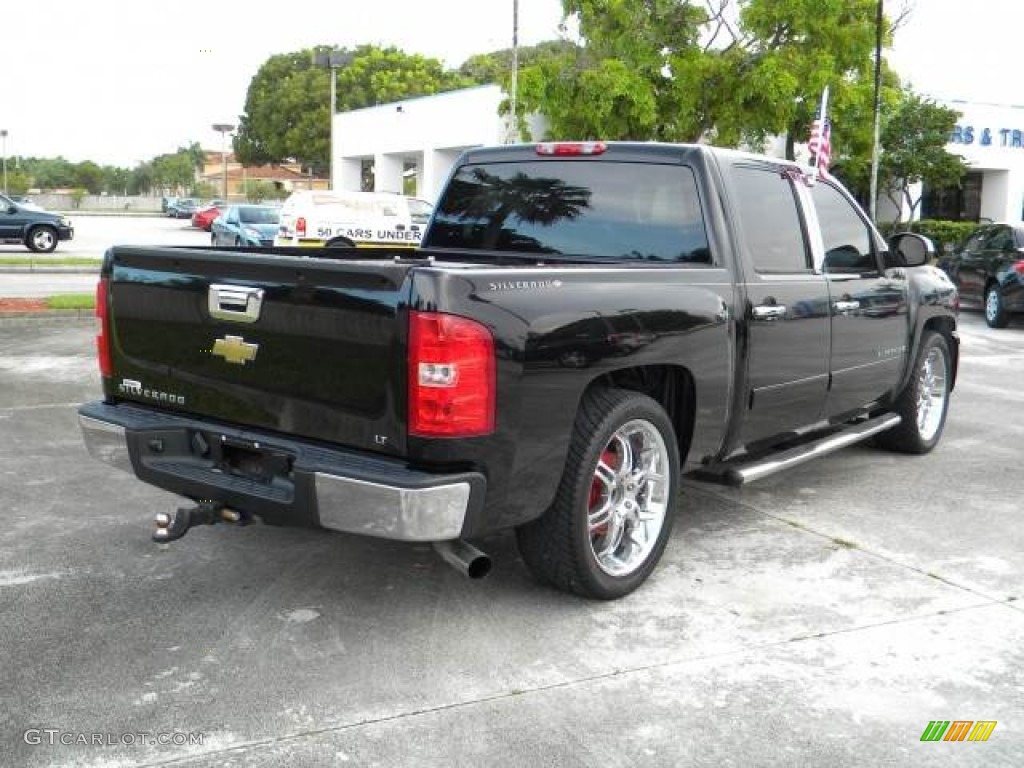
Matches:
[128,162,154,196]
[243,180,280,203]
[878,91,967,221]
[21,156,76,190]
[74,161,104,194]
[234,44,472,174]
[4,169,31,196]
[151,151,197,194]
[458,40,577,84]
[180,142,206,174]
[102,166,131,196]
[515,0,897,164]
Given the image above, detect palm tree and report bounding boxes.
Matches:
[440,167,592,250]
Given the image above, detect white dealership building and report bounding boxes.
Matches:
[332,86,1024,223]
[914,100,1024,223]
[332,85,544,202]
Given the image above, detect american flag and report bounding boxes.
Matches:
[808,118,832,177]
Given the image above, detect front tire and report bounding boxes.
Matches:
[516,388,680,599]
[985,284,1009,328]
[875,330,951,454]
[26,225,58,253]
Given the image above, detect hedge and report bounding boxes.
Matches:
[877,219,979,258]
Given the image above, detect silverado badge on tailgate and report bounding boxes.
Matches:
[211,335,259,365]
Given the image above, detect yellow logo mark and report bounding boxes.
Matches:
[211,335,259,365]
[967,721,998,742]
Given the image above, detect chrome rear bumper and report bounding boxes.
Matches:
[78,404,483,542]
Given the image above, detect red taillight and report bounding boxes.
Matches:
[1014,260,1024,276]
[536,141,607,156]
[408,311,495,438]
[96,278,112,378]
[296,217,307,238]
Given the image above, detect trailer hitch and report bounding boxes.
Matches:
[153,501,249,543]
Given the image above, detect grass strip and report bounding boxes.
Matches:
[0,256,101,266]
[45,294,96,310]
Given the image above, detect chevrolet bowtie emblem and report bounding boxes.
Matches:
[211,335,259,365]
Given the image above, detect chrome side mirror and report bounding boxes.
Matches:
[888,232,935,267]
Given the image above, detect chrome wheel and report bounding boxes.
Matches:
[985,288,1000,324]
[587,418,670,577]
[28,226,57,253]
[916,347,947,442]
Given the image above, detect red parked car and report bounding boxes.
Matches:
[191,203,224,231]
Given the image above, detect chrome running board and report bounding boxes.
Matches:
[699,413,902,486]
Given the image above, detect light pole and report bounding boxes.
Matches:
[211,123,235,200]
[314,50,353,188]
[1,129,7,194]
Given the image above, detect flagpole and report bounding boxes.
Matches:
[813,86,829,180]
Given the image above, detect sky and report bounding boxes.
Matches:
[0,0,1019,168]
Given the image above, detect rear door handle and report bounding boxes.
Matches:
[752,304,787,321]
[833,300,860,313]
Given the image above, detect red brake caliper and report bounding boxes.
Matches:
[589,448,617,535]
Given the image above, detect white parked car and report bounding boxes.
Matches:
[273,190,433,248]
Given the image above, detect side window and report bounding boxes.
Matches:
[983,227,1013,252]
[811,182,879,274]
[731,166,810,273]
[963,229,988,255]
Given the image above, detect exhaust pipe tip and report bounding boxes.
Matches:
[432,539,492,580]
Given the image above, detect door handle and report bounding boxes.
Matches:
[208,284,264,323]
[752,304,787,321]
[833,300,860,313]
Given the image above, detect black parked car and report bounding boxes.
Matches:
[0,193,74,253]
[939,223,1024,328]
[166,198,200,219]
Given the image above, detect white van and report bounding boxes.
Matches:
[273,190,433,248]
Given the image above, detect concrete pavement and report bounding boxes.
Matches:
[0,215,211,298]
[0,213,211,261]
[0,313,1021,767]
[0,218,210,299]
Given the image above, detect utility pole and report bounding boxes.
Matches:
[509,0,519,144]
[330,61,337,187]
[869,0,884,222]
[0,129,7,194]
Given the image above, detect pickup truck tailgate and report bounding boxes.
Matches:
[105,247,413,455]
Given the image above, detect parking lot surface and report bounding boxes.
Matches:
[0,215,210,298]
[1,213,212,260]
[0,312,1021,767]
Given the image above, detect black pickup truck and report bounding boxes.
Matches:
[79,142,958,599]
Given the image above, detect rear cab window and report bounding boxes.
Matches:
[424,160,712,264]
[727,166,811,273]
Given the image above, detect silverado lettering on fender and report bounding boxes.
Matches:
[79,142,958,599]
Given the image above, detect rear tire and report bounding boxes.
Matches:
[985,284,1009,328]
[516,388,679,599]
[875,330,951,454]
